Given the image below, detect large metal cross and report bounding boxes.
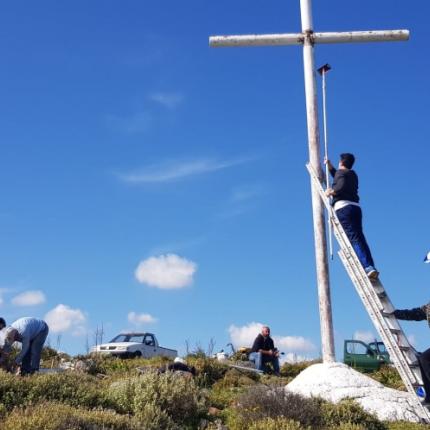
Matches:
[209,0,408,362]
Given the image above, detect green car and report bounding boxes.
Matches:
[344,339,391,372]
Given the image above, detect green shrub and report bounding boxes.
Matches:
[369,366,405,391]
[108,371,206,426]
[248,417,307,429]
[213,368,258,390]
[2,402,136,430]
[186,355,227,387]
[280,360,321,378]
[209,368,258,408]
[329,424,367,430]
[227,385,323,430]
[134,403,177,430]
[0,371,109,411]
[86,354,171,376]
[27,373,109,409]
[320,399,386,430]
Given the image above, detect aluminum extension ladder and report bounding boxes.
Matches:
[306,163,430,422]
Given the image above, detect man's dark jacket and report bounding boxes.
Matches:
[251,334,275,353]
[329,166,359,206]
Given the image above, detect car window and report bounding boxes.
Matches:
[377,342,387,353]
[110,335,128,343]
[128,335,145,343]
[346,342,372,355]
[143,335,155,346]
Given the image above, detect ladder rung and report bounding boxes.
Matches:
[389,328,401,334]
[376,290,387,299]
[381,311,393,318]
[399,345,411,352]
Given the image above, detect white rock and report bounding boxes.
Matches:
[285,362,427,422]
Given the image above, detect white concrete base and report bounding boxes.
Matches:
[285,362,426,422]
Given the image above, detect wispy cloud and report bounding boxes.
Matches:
[106,111,153,134]
[128,311,158,325]
[118,156,254,184]
[216,183,265,219]
[231,184,265,202]
[11,290,46,307]
[150,92,184,109]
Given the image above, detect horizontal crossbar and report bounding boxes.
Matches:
[209,29,409,47]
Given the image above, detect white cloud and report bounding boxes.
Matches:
[150,92,184,109]
[353,330,376,344]
[273,335,315,352]
[119,156,253,184]
[228,322,316,352]
[135,254,197,289]
[11,290,46,307]
[44,304,86,334]
[128,311,158,325]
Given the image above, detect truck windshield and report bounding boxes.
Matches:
[110,334,145,343]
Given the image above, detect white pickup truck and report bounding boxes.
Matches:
[91,332,177,359]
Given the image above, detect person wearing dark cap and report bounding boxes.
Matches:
[325,153,378,279]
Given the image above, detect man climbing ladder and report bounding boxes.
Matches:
[325,153,379,279]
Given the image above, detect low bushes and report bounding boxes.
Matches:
[280,360,321,378]
[248,417,306,430]
[319,399,386,430]
[226,385,386,430]
[2,402,136,430]
[186,355,227,387]
[369,365,405,391]
[226,385,323,430]
[0,371,109,411]
[108,370,206,427]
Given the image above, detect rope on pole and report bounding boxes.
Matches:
[318,63,333,260]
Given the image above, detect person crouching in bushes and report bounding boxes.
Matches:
[0,317,49,376]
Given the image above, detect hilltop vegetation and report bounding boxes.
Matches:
[0,349,428,429]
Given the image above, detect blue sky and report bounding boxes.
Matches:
[0,0,429,360]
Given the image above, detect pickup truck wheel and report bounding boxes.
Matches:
[133,351,142,358]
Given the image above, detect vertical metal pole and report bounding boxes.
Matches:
[300,0,335,362]
[320,68,334,260]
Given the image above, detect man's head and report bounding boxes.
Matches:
[0,318,5,331]
[0,327,19,349]
[339,153,355,170]
[261,326,271,338]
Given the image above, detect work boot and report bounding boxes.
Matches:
[365,266,379,280]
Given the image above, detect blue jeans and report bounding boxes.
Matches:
[21,323,49,375]
[249,351,280,374]
[336,205,375,270]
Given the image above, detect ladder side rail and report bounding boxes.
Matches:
[338,250,420,391]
